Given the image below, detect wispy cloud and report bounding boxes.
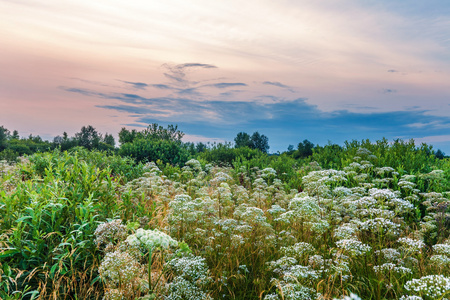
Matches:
[406,120,450,129]
[161,63,217,88]
[382,89,397,94]
[151,84,173,90]
[262,81,295,93]
[207,82,247,89]
[120,80,149,90]
[262,81,289,88]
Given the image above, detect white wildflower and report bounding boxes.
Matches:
[336,239,371,256]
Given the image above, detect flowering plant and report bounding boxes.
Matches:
[126,228,178,251]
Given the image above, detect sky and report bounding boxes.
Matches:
[1,0,450,153]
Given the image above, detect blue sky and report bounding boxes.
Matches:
[1,0,449,153]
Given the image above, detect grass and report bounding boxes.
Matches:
[1,148,450,299]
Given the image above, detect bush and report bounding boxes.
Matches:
[119,139,190,166]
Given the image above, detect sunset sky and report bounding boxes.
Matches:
[1,0,450,153]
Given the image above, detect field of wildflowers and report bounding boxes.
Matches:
[1,145,450,299]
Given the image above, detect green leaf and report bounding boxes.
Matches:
[50,263,59,278]
[0,249,20,259]
[15,215,33,223]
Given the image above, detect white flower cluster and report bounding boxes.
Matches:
[355,218,400,236]
[99,250,146,290]
[355,208,395,219]
[333,223,357,239]
[335,239,371,256]
[333,186,353,196]
[334,293,362,300]
[433,243,450,256]
[368,188,396,200]
[126,228,178,250]
[399,296,423,300]
[302,169,347,196]
[94,219,128,248]
[398,237,425,253]
[373,263,412,275]
[430,242,450,268]
[261,167,277,178]
[404,275,450,298]
[430,254,450,267]
[168,194,207,226]
[388,198,414,211]
[268,204,286,216]
[210,171,232,184]
[375,167,395,175]
[284,265,319,281]
[280,242,315,261]
[264,281,317,300]
[398,175,417,191]
[375,248,400,262]
[185,159,202,172]
[164,254,212,300]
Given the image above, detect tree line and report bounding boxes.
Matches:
[0,124,447,166]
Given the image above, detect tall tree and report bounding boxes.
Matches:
[196,142,207,153]
[103,133,115,147]
[251,132,269,153]
[297,139,314,158]
[435,149,445,159]
[141,124,184,142]
[11,130,19,140]
[75,125,101,150]
[118,128,138,144]
[119,124,184,144]
[234,132,252,148]
[0,126,10,151]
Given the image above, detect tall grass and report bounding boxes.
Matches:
[1,147,450,299]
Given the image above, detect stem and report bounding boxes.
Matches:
[148,247,153,293]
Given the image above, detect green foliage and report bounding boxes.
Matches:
[1,132,450,299]
[295,139,315,158]
[74,125,101,150]
[234,132,252,148]
[251,131,270,153]
[0,126,10,151]
[198,143,264,166]
[0,151,119,298]
[28,148,145,182]
[310,138,440,174]
[119,139,190,166]
[0,149,19,163]
[53,132,79,151]
[103,133,115,148]
[234,131,270,153]
[119,124,184,144]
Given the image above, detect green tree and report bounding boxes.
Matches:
[118,127,138,144]
[103,133,115,147]
[435,149,445,159]
[234,132,252,148]
[141,123,184,142]
[296,139,314,158]
[55,132,78,151]
[119,139,189,166]
[11,130,19,140]
[0,125,10,151]
[251,131,269,153]
[196,142,207,153]
[74,125,101,150]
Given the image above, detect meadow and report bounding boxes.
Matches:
[1,139,450,300]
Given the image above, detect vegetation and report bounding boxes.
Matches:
[1,123,450,299]
[234,131,270,153]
